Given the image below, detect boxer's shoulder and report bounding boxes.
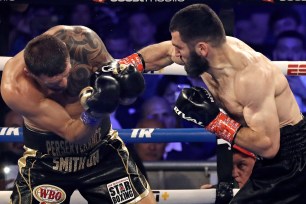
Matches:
[43,25,96,40]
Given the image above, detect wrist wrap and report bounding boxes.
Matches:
[80,111,101,126]
[205,112,241,144]
[119,53,146,73]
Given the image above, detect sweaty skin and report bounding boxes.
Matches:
[1,25,113,143]
[139,35,302,159]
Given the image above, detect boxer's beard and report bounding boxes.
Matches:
[184,51,210,77]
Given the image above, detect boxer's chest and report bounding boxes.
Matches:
[214,90,246,125]
[205,78,245,123]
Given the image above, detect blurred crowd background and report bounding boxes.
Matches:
[1,1,306,189]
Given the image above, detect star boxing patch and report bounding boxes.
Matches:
[107,177,135,204]
[33,184,66,204]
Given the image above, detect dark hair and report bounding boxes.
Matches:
[269,7,301,29]
[276,31,306,49]
[169,4,226,47]
[24,34,69,77]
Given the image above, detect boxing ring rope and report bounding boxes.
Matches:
[1,56,306,75]
[0,127,216,143]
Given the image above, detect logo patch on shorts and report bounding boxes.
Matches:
[107,177,135,204]
[33,184,66,204]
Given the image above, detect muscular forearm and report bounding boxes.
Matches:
[234,127,280,159]
[138,41,174,72]
[64,118,98,144]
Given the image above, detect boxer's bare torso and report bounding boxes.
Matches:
[140,35,302,158]
[200,36,301,127]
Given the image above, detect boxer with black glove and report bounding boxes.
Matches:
[174,86,256,158]
[79,75,120,126]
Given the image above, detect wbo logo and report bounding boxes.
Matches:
[33,184,66,204]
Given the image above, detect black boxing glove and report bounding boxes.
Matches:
[93,53,146,105]
[174,87,256,157]
[79,75,120,126]
[112,63,145,105]
[174,86,240,143]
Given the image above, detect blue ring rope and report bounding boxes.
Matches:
[0,127,216,143]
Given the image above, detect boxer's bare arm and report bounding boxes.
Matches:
[138,41,182,71]
[1,57,95,144]
[234,64,280,158]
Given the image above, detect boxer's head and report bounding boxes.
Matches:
[24,34,71,92]
[170,4,226,77]
[232,149,256,188]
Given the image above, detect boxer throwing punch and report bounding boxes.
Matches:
[1,25,156,204]
[131,4,306,204]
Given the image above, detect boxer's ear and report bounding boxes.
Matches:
[24,67,30,75]
[195,42,208,57]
